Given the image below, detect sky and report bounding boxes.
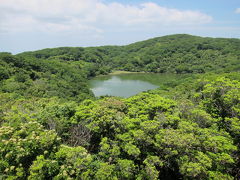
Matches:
[0,0,239,54]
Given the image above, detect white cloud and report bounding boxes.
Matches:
[235,8,240,14]
[0,0,212,34]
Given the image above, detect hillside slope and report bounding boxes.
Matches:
[0,34,240,179]
[0,52,93,101]
[18,34,240,74]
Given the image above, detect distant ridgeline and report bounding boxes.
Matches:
[1,34,239,100]
[18,34,240,75]
[0,34,240,179]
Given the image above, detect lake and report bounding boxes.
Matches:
[89,72,188,98]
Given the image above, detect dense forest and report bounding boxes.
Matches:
[19,34,240,75]
[0,34,240,179]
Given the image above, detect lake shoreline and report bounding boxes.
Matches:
[109,70,146,75]
[89,74,159,98]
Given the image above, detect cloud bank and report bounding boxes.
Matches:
[0,0,212,34]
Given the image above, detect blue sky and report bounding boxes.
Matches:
[0,0,239,54]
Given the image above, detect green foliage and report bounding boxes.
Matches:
[0,34,240,179]
[0,53,93,102]
[29,145,93,179]
[71,90,238,179]
[17,34,240,75]
[0,122,60,179]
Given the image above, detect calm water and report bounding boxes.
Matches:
[89,73,184,98]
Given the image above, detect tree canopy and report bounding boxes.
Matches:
[0,34,239,179]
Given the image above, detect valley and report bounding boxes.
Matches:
[0,34,239,179]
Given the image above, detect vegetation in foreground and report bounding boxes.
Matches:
[0,34,239,179]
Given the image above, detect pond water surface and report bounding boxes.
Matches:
[88,73,182,98]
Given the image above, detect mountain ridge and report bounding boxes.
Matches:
[16,34,240,54]
[16,34,240,75]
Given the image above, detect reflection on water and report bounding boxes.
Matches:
[89,74,159,98]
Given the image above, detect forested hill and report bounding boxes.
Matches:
[2,34,238,100]
[18,34,240,75]
[0,34,240,179]
[0,52,93,101]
